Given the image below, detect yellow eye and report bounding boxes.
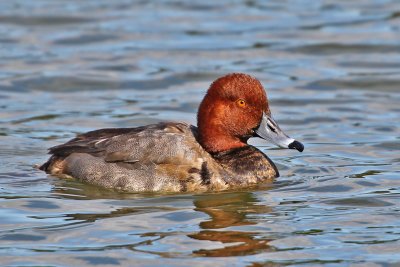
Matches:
[236,99,246,107]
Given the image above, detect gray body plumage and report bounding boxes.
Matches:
[40,122,278,192]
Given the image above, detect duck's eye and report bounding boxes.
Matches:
[236,99,246,107]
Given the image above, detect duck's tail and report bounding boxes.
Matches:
[38,155,60,172]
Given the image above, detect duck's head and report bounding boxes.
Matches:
[197,73,304,153]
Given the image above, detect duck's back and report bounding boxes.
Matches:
[41,122,219,192]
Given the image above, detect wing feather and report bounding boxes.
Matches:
[47,122,202,165]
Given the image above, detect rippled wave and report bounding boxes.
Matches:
[0,0,399,266]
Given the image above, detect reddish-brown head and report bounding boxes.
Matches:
[197,73,270,153]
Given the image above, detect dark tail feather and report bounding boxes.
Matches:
[39,155,57,172]
[39,160,50,171]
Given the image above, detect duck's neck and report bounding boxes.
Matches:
[197,96,248,153]
[197,126,247,154]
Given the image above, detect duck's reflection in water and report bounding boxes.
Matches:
[52,180,275,257]
[190,191,275,257]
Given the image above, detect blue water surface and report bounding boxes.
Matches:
[0,1,400,266]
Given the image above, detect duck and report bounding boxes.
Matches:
[40,73,304,192]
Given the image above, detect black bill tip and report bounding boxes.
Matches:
[288,140,304,152]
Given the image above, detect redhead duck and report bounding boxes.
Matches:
[40,73,304,192]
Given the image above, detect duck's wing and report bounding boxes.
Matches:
[48,126,147,157]
[46,122,204,165]
[41,122,219,192]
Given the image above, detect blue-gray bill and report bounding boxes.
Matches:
[255,113,304,152]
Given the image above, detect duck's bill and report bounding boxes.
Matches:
[255,113,304,152]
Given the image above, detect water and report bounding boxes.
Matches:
[1,0,399,266]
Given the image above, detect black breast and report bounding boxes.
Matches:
[212,146,279,180]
